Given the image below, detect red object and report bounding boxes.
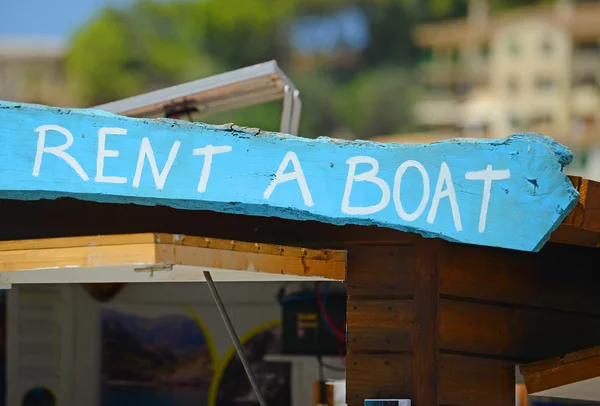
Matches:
[316,282,346,366]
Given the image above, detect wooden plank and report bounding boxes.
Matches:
[562,176,584,227]
[440,353,515,406]
[346,299,413,352]
[582,179,600,232]
[0,244,157,272]
[439,241,600,315]
[312,381,336,406]
[521,347,600,395]
[0,233,161,251]
[346,245,414,298]
[516,383,529,406]
[439,299,600,361]
[549,225,600,247]
[520,345,600,376]
[0,233,345,261]
[550,177,600,247]
[0,234,345,280]
[413,238,440,406]
[345,353,413,405]
[158,245,345,280]
[346,290,600,361]
[0,101,579,252]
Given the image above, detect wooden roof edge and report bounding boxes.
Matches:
[548,176,600,248]
[0,232,346,262]
[520,345,600,394]
[518,344,600,375]
[563,176,598,231]
[0,232,346,282]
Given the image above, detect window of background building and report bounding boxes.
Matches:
[540,35,553,55]
[536,77,554,91]
[507,77,519,93]
[573,73,598,87]
[575,40,600,52]
[454,82,472,97]
[531,114,553,126]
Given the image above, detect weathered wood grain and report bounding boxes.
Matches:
[520,346,600,394]
[550,177,600,247]
[440,353,515,406]
[413,238,440,406]
[346,353,413,404]
[0,233,345,280]
[0,101,579,251]
[439,241,600,315]
[549,224,600,247]
[346,245,414,298]
[439,299,600,361]
[347,299,413,352]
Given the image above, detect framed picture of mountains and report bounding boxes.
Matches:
[99,305,214,406]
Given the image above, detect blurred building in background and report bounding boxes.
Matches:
[0,37,72,106]
[402,0,600,180]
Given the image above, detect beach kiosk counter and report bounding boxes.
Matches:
[0,100,599,405]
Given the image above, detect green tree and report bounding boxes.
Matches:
[336,66,422,139]
[67,2,223,105]
[67,0,560,137]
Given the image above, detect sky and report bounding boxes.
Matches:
[0,0,132,41]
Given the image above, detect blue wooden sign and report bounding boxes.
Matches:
[0,101,579,252]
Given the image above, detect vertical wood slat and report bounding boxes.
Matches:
[345,244,416,405]
[413,238,440,406]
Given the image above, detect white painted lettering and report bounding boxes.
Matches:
[393,160,430,221]
[465,164,511,232]
[342,156,390,215]
[264,151,313,207]
[32,124,89,180]
[132,137,180,190]
[193,145,232,193]
[95,127,127,184]
[427,162,462,231]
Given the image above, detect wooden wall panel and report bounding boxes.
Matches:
[346,353,413,405]
[439,353,515,406]
[347,299,413,352]
[413,238,440,406]
[346,243,417,405]
[439,241,600,315]
[347,245,414,298]
[439,299,600,361]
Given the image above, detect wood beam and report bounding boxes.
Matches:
[520,346,600,401]
[0,233,345,283]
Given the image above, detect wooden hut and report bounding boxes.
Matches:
[1,75,599,406]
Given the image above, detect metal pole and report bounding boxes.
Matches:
[203,271,268,406]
